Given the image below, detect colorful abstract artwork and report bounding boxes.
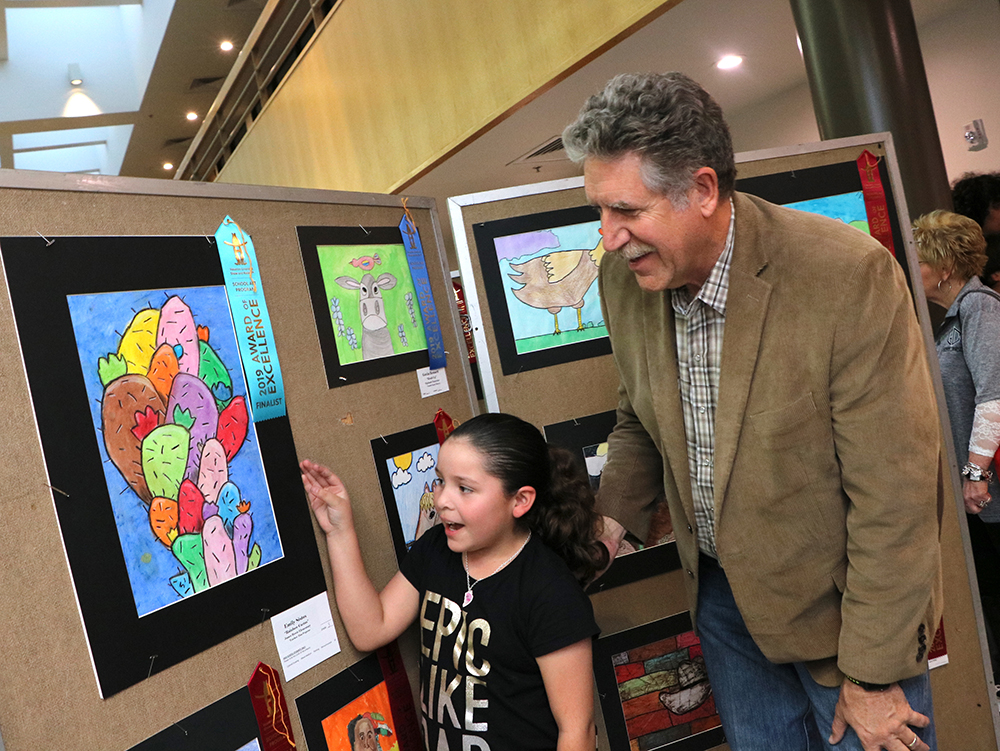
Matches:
[594,614,725,751]
[472,205,613,375]
[493,220,606,354]
[371,423,442,564]
[299,226,436,388]
[3,233,326,698]
[321,682,399,751]
[66,286,284,617]
[317,242,427,365]
[785,191,870,234]
[298,649,423,751]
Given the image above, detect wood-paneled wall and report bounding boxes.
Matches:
[218,0,679,194]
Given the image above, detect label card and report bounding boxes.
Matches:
[270,592,341,681]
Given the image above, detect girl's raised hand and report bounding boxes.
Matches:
[300,459,353,536]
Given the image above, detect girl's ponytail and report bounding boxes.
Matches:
[447,413,609,582]
[524,445,610,582]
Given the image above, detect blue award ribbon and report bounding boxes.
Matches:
[214,216,287,421]
[399,208,447,371]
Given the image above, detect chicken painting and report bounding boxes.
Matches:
[507,239,606,334]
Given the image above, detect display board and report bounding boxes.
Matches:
[450,133,999,750]
[0,169,476,750]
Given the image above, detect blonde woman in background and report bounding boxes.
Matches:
[915,209,1000,688]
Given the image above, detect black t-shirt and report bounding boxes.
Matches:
[399,525,599,751]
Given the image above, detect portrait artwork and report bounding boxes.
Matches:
[297,651,421,751]
[321,682,398,751]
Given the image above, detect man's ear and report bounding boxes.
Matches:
[511,486,536,519]
[690,167,720,218]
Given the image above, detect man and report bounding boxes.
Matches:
[952,171,1000,235]
[563,72,943,751]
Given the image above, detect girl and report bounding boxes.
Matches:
[301,412,609,751]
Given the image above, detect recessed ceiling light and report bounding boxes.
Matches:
[163,162,174,170]
[220,41,234,52]
[717,55,743,70]
[186,112,199,121]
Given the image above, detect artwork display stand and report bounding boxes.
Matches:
[0,131,991,749]
[449,133,998,750]
[0,169,476,750]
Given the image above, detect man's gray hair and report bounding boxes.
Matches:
[562,72,736,202]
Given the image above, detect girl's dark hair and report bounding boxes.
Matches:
[448,413,609,582]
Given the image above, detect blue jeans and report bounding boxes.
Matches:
[696,555,936,750]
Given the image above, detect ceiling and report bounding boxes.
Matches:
[408,0,967,205]
[0,0,968,181]
[0,0,265,177]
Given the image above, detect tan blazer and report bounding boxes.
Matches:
[598,192,943,686]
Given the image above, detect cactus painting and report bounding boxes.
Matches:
[67,285,283,617]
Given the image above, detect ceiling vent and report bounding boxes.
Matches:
[164,137,193,148]
[190,76,225,91]
[227,0,256,7]
[507,136,568,167]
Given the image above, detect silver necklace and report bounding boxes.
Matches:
[462,531,531,607]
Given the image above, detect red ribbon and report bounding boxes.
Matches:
[247,662,296,750]
[434,408,458,444]
[375,640,423,751]
[856,150,897,258]
[452,279,477,365]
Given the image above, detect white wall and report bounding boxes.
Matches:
[0,1,174,125]
[1,7,139,121]
[724,0,1000,183]
[119,0,177,100]
[919,0,1000,181]
[727,81,820,155]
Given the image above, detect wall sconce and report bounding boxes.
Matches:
[68,63,83,87]
[965,119,988,152]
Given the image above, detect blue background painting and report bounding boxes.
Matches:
[785,191,870,233]
[386,442,440,548]
[494,220,606,351]
[66,285,283,618]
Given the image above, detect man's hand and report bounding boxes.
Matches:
[829,680,929,750]
[590,516,627,582]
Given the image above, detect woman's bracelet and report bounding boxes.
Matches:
[962,462,994,483]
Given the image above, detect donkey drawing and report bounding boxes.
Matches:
[335,272,398,360]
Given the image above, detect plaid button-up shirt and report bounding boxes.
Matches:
[670,199,735,558]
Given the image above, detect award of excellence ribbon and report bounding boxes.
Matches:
[856,150,897,259]
[399,201,447,371]
[214,216,286,421]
